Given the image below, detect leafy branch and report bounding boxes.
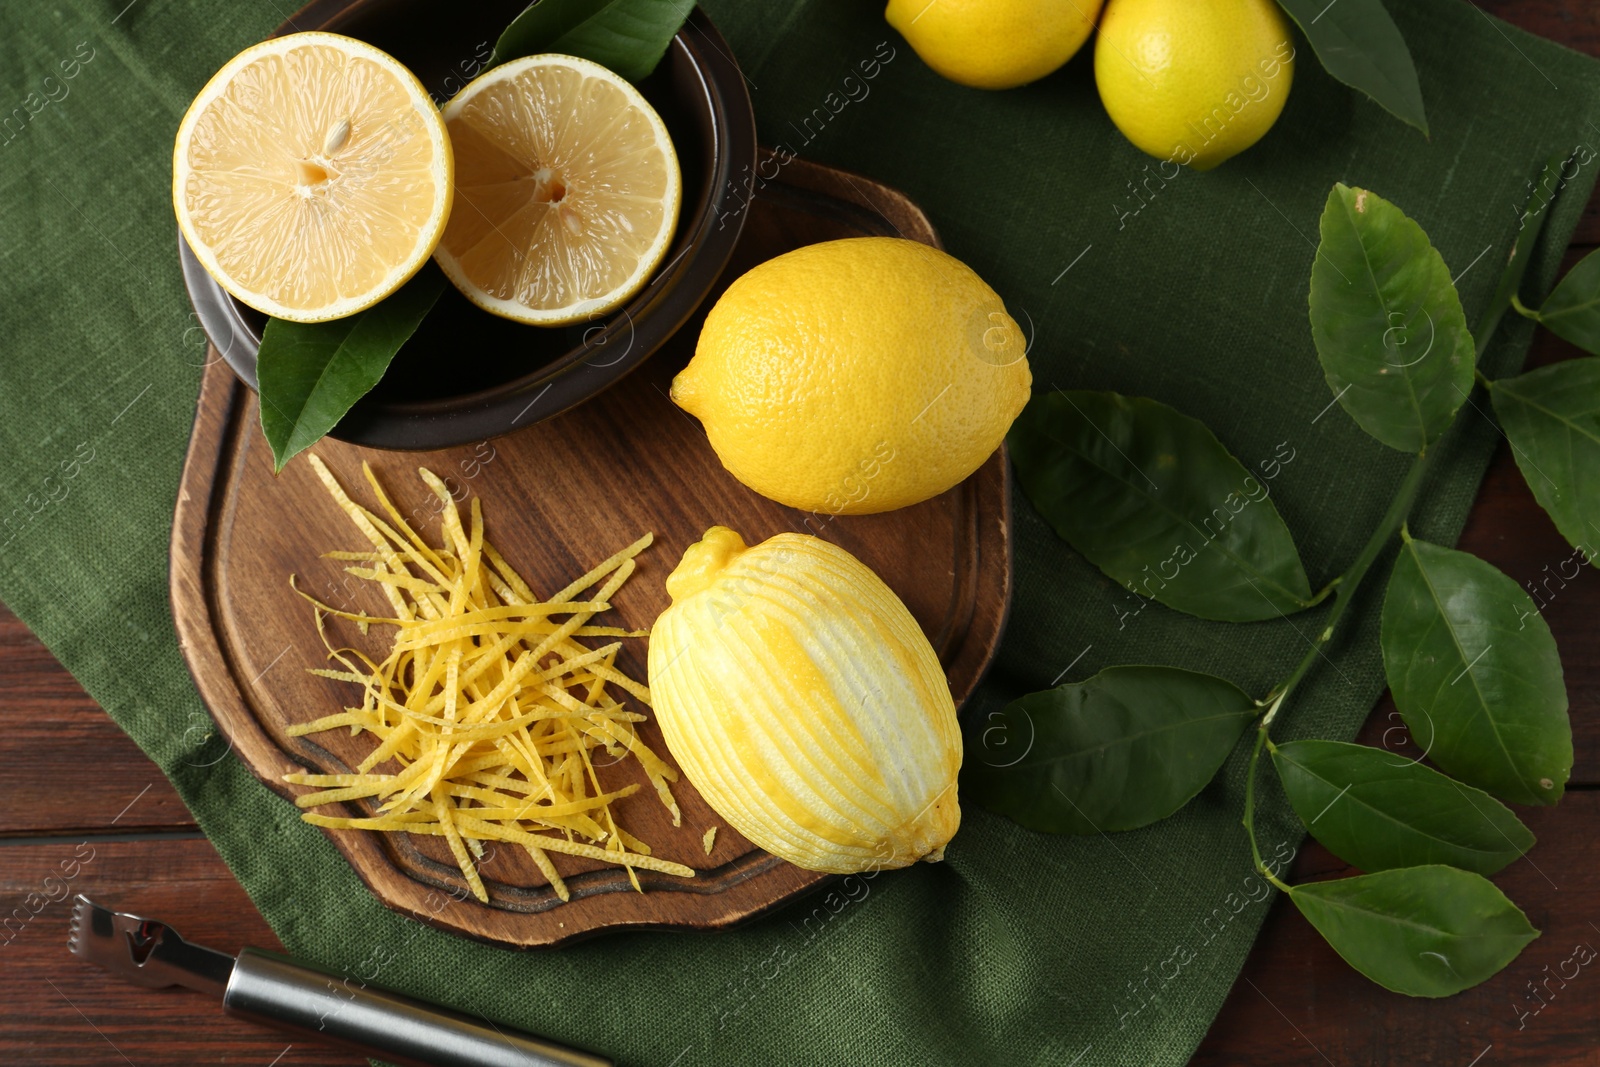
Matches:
[971,153,1599,996]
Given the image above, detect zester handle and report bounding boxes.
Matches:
[223,948,610,1067]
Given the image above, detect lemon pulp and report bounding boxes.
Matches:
[434,54,682,326]
[173,32,453,322]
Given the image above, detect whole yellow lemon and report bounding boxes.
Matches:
[673,237,1032,516]
[886,0,1105,91]
[1095,0,1296,170]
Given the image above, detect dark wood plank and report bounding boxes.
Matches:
[1192,794,1600,1066]
[0,838,363,1067]
[0,603,192,836]
[1473,1,1600,246]
[1478,0,1600,55]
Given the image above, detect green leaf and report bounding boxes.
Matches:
[1381,538,1571,806]
[494,0,693,82]
[1309,183,1475,452]
[1490,359,1600,561]
[1530,247,1600,355]
[1291,866,1537,996]
[1475,151,1570,358]
[257,266,447,472]
[1274,0,1428,135]
[964,666,1257,835]
[1008,390,1313,622]
[1271,740,1534,875]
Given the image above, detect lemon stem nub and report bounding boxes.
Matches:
[665,526,748,602]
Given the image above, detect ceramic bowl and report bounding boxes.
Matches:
[179,0,755,450]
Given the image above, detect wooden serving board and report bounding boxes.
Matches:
[170,153,1013,948]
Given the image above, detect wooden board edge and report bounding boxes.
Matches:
[170,361,303,797]
[169,153,1012,948]
[773,153,943,248]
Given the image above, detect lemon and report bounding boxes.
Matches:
[886,0,1104,90]
[651,526,962,874]
[1094,0,1295,170]
[433,54,681,326]
[173,32,453,323]
[673,237,1032,516]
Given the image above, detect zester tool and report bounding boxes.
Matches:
[68,894,610,1067]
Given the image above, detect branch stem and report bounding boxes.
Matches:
[1240,445,1435,888]
[1243,725,1292,892]
[1509,293,1541,322]
[1262,446,1433,713]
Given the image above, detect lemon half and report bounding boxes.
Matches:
[173,32,454,323]
[433,54,682,327]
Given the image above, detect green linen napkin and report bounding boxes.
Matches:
[2,1,1596,1063]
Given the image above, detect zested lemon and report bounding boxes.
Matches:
[673,237,1032,515]
[434,54,682,326]
[648,527,962,874]
[173,32,454,322]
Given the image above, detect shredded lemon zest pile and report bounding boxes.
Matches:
[283,456,690,903]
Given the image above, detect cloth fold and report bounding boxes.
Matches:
[2,1,1597,1063]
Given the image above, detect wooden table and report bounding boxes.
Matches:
[4,3,1597,1062]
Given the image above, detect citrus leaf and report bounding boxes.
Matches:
[1008,390,1313,622]
[1274,0,1427,135]
[1291,866,1537,997]
[1310,184,1475,453]
[1271,739,1534,875]
[964,666,1256,835]
[1476,151,1571,358]
[257,266,447,472]
[1380,538,1571,806]
[494,0,693,81]
[1489,359,1600,562]
[1529,247,1600,355]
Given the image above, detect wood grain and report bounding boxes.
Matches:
[1191,795,1600,1067]
[1,838,364,1067]
[0,605,191,836]
[1476,1,1600,248]
[168,154,1013,948]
